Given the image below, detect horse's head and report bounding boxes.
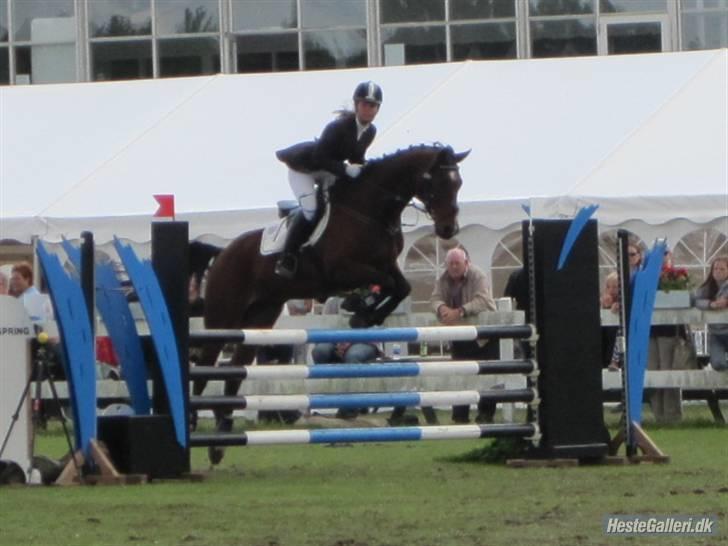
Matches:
[416,146,470,240]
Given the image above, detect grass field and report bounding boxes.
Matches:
[1,406,726,546]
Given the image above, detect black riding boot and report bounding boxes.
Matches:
[275,212,313,279]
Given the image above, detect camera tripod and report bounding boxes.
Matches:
[0,335,81,483]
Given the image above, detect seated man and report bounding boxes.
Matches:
[312,297,379,419]
[431,247,498,424]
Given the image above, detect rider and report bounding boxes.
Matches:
[274,81,383,278]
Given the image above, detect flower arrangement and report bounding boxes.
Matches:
[658,265,690,291]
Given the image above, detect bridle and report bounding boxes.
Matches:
[413,162,460,219]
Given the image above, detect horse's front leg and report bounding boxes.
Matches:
[362,265,411,327]
[328,262,397,327]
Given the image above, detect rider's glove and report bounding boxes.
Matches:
[345,163,363,178]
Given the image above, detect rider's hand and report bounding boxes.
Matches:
[345,163,363,178]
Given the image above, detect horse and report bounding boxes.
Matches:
[195,143,469,462]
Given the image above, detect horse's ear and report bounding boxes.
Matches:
[454,149,471,163]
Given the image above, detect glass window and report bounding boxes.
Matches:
[491,231,523,300]
[159,37,220,77]
[303,29,367,69]
[235,33,298,73]
[302,0,366,28]
[12,0,74,42]
[606,22,662,54]
[451,22,517,59]
[450,0,516,20]
[89,0,151,38]
[529,0,594,16]
[683,0,728,8]
[682,11,728,49]
[232,0,296,31]
[530,18,597,57]
[0,0,8,42]
[91,40,152,81]
[380,0,445,23]
[156,0,219,35]
[403,232,462,313]
[0,47,8,84]
[600,0,667,13]
[15,42,75,84]
[381,26,446,65]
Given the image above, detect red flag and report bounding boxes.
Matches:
[153,194,175,218]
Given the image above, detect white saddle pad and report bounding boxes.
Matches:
[259,202,331,256]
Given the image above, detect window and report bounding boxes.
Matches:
[155,0,219,35]
[235,33,298,73]
[158,37,219,77]
[531,17,597,57]
[303,29,367,70]
[674,228,728,285]
[681,1,728,50]
[381,0,445,23]
[9,0,76,84]
[491,230,523,299]
[0,0,8,42]
[91,40,152,81]
[89,0,152,37]
[381,0,517,65]
[403,232,461,313]
[451,22,517,60]
[381,25,446,65]
[231,0,367,73]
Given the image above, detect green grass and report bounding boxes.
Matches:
[1,406,726,546]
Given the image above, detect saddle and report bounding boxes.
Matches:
[259,185,330,256]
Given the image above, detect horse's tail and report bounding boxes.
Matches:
[189,241,223,285]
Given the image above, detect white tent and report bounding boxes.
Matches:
[1,49,726,257]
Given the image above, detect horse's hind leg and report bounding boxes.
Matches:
[208,302,285,465]
[190,341,223,431]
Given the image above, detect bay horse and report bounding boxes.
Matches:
[196,144,469,462]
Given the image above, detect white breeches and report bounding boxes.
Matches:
[288,169,334,221]
[288,170,317,221]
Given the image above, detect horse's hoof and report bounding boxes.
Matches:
[208,446,225,466]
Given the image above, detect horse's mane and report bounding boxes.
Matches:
[365,143,452,169]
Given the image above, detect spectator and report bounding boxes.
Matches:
[600,272,621,313]
[0,270,8,295]
[627,243,643,278]
[257,299,314,424]
[600,272,622,370]
[692,256,728,371]
[312,296,380,419]
[431,247,498,424]
[10,262,52,326]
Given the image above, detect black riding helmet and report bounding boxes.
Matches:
[353,81,383,105]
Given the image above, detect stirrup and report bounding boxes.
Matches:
[275,254,297,279]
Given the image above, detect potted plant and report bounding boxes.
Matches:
[655,265,691,308]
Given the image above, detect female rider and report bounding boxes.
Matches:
[274,81,383,278]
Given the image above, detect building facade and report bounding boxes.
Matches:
[1,0,726,86]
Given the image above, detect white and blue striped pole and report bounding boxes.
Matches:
[190,423,538,447]
[189,359,537,381]
[191,324,535,345]
[190,389,535,411]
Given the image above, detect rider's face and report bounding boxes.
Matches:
[355,100,380,124]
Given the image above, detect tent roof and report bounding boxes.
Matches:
[1,49,725,243]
